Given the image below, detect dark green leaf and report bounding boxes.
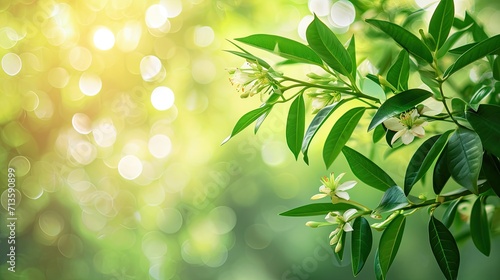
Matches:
[373,124,386,143]
[374,186,409,214]
[428,0,455,50]
[451,98,467,118]
[404,131,452,195]
[323,107,365,168]
[493,56,500,80]
[428,215,460,280]
[387,50,410,91]
[306,15,352,75]
[368,89,433,131]
[448,42,476,55]
[442,198,462,228]
[469,87,493,111]
[342,146,396,192]
[437,30,467,58]
[470,196,491,256]
[366,19,433,64]
[222,105,272,145]
[374,250,384,280]
[279,203,359,217]
[466,104,500,158]
[444,34,500,78]
[379,215,406,278]
[482,153,500,197]
[302,100,347,164]
[347,35,357,79]
[235,34,323,66]
[286,94,306,159]
[446,127,483,194]
[434,144,450,194]
[352,217,372,276]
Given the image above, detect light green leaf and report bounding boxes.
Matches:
[379,215,406,278]
[286,94,306,159]
[235,34,323,66]
[428,0,455,50]
[366,19,433,64]
[222,105,272,145]
[446,127,483,194]
[387,50,410,91]
[374,186,409,214]
[323,107,365,168]
[307,15,352,75]
[368,89,433,131]
[352,217,372,276]
[428,215,460,280]
[442,198,462,228]
[444,34,500,78]
[342,146,396,192]
[279,203,359,217]
[404,131,452,195]
[374,250,384,280]
[302,100,347,164]
[466,104,500,158]
[360,78,386,102]
[470,196,491,256]
[347,35,357,79]
[433,144,450,194]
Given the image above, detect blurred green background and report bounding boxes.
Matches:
[0,0,499,279]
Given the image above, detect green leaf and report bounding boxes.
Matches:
[444,34,500,78]
[306,15,352,75]
[235,34,323,66]
[323,107,365,168]
[368,89,433,131]
[428,215,460,280]
[446,127,483,194]
[347,35,357,79]
[373,124,386,143]
[374,250,384,280]
[493,56,500,80]
[433,144,450,194]
[379,215,406,278]
[470,196,491,256]
[222,105,272,145]
[374,186,409,214]
[279,203,359,217]
[360,77,386,102]
[352,217,372,276]
[302,100,347,164]
[437,30,467,58]
[451,97,467,118]
[254,109,270,133]
[448,42,476,55]
[442,198,462,228]
[342,146,396,192]
[366,19,433,64]
[482,153,500,197]
[387,50,410,91]
[466,104,500,158]
[286,94,306,159]
[469,86,493,111]
[404,131,452,195]
[428,0,455,50]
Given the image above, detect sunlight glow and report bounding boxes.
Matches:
[118,155,143,180]
[151,86,175,111]
[93,27,115,50]
[148,134,172,159]
[79,72,102,96]
[146,4,168,29]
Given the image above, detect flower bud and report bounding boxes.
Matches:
[306,221,321,228]
[334,241,343,253]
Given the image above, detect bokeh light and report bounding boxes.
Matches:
[2,52,22,76]
[151,86,175,111]
[93,27,115,50]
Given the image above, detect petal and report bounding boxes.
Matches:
[384,118,405,131]
[311,193,328,200]
[329,228,340,238]
[401,131,415,144]
[325,212,339,223]
[420,97,444,116]
[343,222,354,232]
[334,172,345,184]
[319,185,329,193]
[344,209,358,220]
[391,129,406,145]
[337,180,356,191]
[336,191,350,200]
[411,125,425,137]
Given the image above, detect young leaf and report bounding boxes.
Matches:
[373,186,409,214]
[428,0,455,50]
[482,153,500,197]
[470,196,491,256]
[428,215,460,280]
[279,203,359,217]
[347,35,357,79]
[442,198,462,228]
[368,89,433,131]
[387,50,410,91]
[404,131,452,195]
[342,146,396,192]
[222,105,272,145]
[433,144,450,194]
[446,127,483,194]
[469,86,493,111]
[444,34,500,78]
[302,100,347,164]
[323,107,365,168]
[466,104,500,158]
[235,34,323,66]
[366,19,433,64]
[306,15,352,76]
[378,215,406,278]
[286,94,306,159]
[352,217,372,276]
[360,78,386,102]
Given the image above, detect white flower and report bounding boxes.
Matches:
[383,109,428,145]
[308,91,340,114]
[311,172,357,201]
[419,97,444,116]
[325,209,358,247]
[228,62,271,98]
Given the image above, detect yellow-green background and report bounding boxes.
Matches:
[0,0,499,279]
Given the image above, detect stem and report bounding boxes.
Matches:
[438,82,461,127]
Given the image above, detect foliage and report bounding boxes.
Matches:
[225,0,500,278]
